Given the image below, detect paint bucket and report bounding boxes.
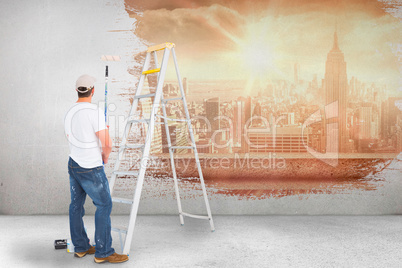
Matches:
[66,227,91,253]
[66,239,93,253]
[67,239,74,253]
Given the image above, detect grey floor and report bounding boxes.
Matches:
[0,215,401,267]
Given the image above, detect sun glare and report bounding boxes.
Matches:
[238,21,277,75]
[241,40,275,75]
[233,20,279,93]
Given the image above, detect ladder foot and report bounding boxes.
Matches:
[181,224,184,226]
[212,229,215,232]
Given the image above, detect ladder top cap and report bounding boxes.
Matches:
[147,42,175,52]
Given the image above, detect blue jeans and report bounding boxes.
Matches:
[68,157,115,258]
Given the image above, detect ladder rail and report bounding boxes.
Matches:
[122,48,171,255]
[161,100,185,225]
[153,51,160,81]
[171,47,215,231]
[158,48,183,225]
[109,52,151,195]
[151,50,160,105]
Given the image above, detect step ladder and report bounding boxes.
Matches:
[108,42,215,255]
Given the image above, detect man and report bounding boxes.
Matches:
[64,74,128,264]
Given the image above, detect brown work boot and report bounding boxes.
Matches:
[74,246,96,258]
[94,252,129,264]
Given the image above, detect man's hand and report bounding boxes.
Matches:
[102,153,109,164]
[96,129,112,164]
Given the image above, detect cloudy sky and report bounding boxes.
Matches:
[125,0,401,95]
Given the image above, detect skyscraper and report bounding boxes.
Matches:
[251,102,262,126]
[357,106,373,140]
[324,32,349,153]
[235,96,252,152]
[381,97,402,141]
[205,97,220,139]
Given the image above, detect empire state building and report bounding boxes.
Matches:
[324,32,349,153]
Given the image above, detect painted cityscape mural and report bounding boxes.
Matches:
[111,0,402,200]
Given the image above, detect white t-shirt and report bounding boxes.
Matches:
[64,102,107,168]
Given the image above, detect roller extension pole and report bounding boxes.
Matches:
[105,65,108,122]
[100,55,121,124]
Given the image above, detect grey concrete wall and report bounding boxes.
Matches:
[0,0,401,215]
[0,0,135,214]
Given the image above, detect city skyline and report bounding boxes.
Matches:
[139,31,401,156]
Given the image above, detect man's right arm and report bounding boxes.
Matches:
[96,129,112,164]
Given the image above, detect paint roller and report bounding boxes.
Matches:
[100,55,121,125]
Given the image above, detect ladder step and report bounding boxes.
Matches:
[134,93,156,99]
[121,144,145,150]
[111,227,127,235]
[170,146,194,150]
[155,115,189,122]
[112,197,134,204]
[113,171,139,176]
[181,212,210,220]
[142,68,160,75]
[167,118,189,122]
[128,119,150,124]
[162,97,183,102]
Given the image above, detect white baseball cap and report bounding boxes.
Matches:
[75,74,96,93]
